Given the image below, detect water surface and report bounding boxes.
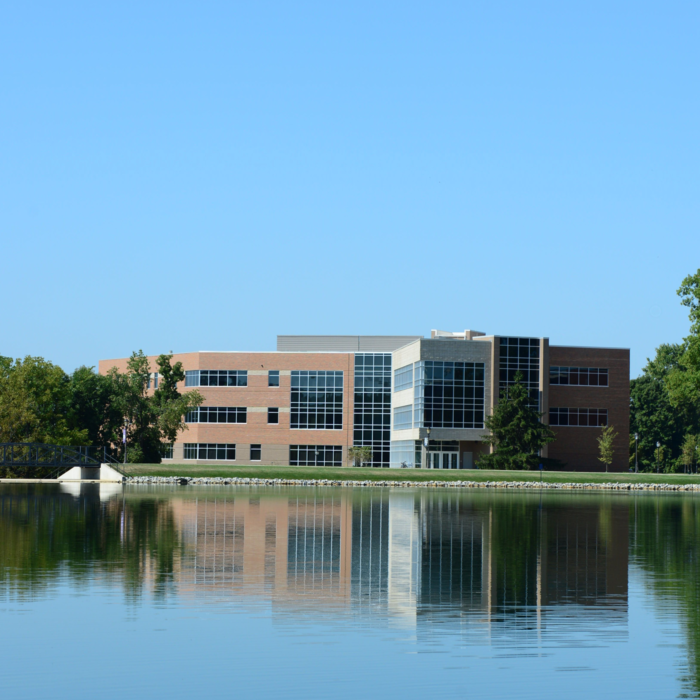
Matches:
[1,483,698,699]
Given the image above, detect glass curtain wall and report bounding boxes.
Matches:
[413,361,485,429]
[499,337,541,408]
[354,353,392,467]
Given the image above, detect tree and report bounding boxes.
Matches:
[681,434,699,474]
[348,446,373,467]
[479,372,556,470]
[108,351,203,463]
[151,354,203,446]
[629,344,688,471]
[70,366,124,448]
[0,356,87,446]
[597,424,618,472]
[667,269,700,420]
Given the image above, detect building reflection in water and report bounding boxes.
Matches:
[170,489,628,627]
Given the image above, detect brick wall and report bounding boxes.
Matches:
[548,347,630,472]
[99,351,355,465]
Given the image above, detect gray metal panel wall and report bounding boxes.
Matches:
[277,335,422,352]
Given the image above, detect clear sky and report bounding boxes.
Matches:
[1,1,698,377]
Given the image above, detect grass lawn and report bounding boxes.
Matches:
[122,463,700,485]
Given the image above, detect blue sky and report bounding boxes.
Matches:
[1,1,698,377]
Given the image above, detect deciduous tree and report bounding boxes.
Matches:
[597,424,618,472]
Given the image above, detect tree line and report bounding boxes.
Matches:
[0,351,202,469]
[630,269,700,472]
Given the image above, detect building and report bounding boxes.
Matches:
[98,330,630,471]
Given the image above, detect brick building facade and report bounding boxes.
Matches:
[99,330,630,472]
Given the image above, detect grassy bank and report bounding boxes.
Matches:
[122,463,700,485]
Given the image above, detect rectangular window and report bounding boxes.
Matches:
[549,408,608,427]
[185,407,247,423]
[183,443,236,460]
[154,373,159,389]
[268,407,279,424]
[160,443,173,459]
[550,366,609,387]
[184,370,247,387]
[393,405,413,430]
[250,444,261,461]
[268,370,280,387]
[290,445,343,466]
[394,364,413,392]
[291,370,344,430]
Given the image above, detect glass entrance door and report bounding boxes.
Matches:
[429,452,458,469]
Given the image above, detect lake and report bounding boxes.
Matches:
[1,483,698,699]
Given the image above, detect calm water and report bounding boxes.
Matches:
[1,484,699,699]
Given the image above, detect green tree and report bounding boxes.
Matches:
[597,424,618,472]
[629,344,688,471]
[348,445,373,467]
[109,350,202,463]
[0,356,88,446]
[681,434,700,474]
[152,354,202,446]
[479,372,555,470]
[667,269,700,419]
[69,366,124,447]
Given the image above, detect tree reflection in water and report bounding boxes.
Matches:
[0,483,183,601]
[3,485,700,693]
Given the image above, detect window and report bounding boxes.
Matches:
[393,405,413,430]
[185,407,247,423]
[185,370,248,387]
[394,364,413,392]
[183,443,236,460]
[389,440,419,469]
[550,367,609,387]
[160,443,173,459]
[250,444,261,461]
[154,373,159,389]
[354,353,392,467]
[499,337,540,408]
[414,361,485,429]
[268,407,279,424]
[268,370,280,387]
[549,408,608,427]
[291,370,343,430]
[290,445,343,466]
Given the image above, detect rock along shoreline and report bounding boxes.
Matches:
[125,476,700,493]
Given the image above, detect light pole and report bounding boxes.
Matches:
[123,420,131,465]
[426,427,431,469]
[656,441,661,474]
[635,433,639,473]
[315,448,319,467]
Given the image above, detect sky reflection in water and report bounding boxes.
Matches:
[0,484,697,699]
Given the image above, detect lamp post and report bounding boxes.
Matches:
[123,420,131,465]
[656,441,661,474]
[315,448,319,467]
[425,427,431,469]
[635,433,639,474]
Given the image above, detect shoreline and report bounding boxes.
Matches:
[124,476,700,492]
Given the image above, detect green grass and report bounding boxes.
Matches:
[122,463,700,485]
